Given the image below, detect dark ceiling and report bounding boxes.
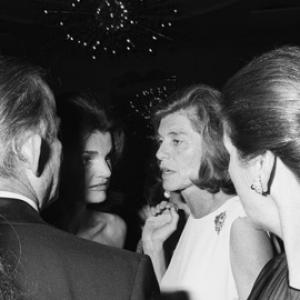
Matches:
[0,0,300,60]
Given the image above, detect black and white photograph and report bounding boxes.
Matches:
[0,1,299,299]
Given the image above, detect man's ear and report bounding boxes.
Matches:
[19,133,42,177]
[259,150,276,193]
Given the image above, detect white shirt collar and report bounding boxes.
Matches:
[0,191,39,212]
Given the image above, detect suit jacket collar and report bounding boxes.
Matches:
[0,198,46,224]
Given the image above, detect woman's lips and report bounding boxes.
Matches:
[161,169,175,178]
[89,183,108,191]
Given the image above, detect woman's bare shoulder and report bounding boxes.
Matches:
[78,211,127,247]
[91,211,126,229]
[230,217,274,299]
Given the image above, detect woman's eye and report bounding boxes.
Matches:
[82,155,92,165]
[105,153,112,166]
[172,139,182,146]
[156,139,163,146]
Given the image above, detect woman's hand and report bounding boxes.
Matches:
[141,201,179,281]
[142,201,179,251]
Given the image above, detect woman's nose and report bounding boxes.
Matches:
[95,159,112,179]
[156,142,169,161]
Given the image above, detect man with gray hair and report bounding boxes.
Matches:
[0,57,159,300]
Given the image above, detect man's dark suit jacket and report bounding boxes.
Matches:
[0,198,159,300]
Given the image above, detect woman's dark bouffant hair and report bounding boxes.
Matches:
[222,46,300,180]
[58,93,124,166]
[154,84,235,195]
[56,93,125,221]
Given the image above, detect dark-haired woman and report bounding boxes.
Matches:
[142,85,273,300]
[222,46,300,299]
[46,94,127,248]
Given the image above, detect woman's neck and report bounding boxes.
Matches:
[181,185,233,218]
[271,157,300,288]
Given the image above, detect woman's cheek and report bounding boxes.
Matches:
[228,156,237,182]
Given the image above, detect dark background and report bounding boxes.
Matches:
[2,0,300,248]
[1,0,300,93]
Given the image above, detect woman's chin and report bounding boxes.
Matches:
[162,182,177,192]
[85,191,107,204]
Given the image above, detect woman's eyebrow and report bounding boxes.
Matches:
[168,131,187,136]
[156,130,187,139]
[82,151,97,156]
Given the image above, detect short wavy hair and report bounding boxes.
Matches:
[154,84,235,194]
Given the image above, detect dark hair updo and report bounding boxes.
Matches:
[223,46,300,180]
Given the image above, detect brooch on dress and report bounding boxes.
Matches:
[214,211,226,234]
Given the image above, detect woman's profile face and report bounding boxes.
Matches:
[223,132,244,183]
[223,132,281,233]
[82,130,112,204]
[156,111,202,192]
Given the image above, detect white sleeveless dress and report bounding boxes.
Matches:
[160,196,246,300]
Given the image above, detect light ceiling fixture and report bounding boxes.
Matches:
[43,0,178,59]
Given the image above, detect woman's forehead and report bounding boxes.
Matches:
[159,111,195,133]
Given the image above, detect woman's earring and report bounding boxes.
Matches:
[250,176,263,195]
[164,191,170,199]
